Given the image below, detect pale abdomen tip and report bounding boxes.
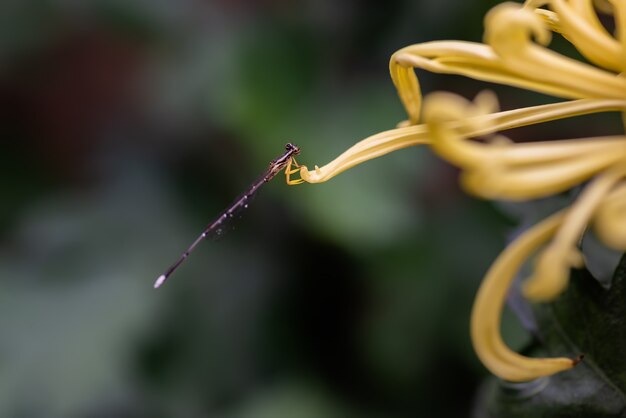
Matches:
[154,275,166,289]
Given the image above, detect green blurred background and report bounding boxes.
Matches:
[4,0,610,416]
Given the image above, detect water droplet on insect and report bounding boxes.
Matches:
[244,204,249,209]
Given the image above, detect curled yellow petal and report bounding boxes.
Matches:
[527,0,623,72]
[421,92,626,199]
[298,125,431,183]
[460,144,626,200]
[485,3,626,99]
[471,210,578,382]
[524,164,626,301]
[296,98,626,185]
[391,40,588,105]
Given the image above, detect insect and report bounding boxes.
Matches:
[154,143,302,288]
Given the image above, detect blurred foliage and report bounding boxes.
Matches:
[1,0,623,417]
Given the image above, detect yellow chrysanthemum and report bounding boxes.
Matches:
[291,0,626,382]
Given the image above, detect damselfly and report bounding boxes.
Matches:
[154,143,302,288]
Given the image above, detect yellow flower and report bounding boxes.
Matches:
[291,1,626,382]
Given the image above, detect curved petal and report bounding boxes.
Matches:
[527,0,623,71]
[299,124,431,183]
[461,148,626,199]
[390,40,591,125]
[471,210,578,382]
[297,98,626,184]
[422,92,626,199]
[523,164,626,301]
[485,3,626,99]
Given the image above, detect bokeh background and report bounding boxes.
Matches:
[3,0,621,417]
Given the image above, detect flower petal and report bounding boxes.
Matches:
[524,164,626,301]
[471,210,578,382]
